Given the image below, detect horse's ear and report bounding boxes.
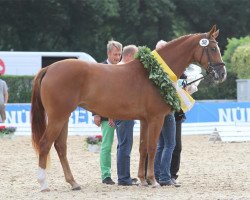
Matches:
[208,25,217,38]
[212,29,219,39]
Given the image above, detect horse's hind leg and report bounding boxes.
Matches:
[54,121,81,190]
[37,120,66,192]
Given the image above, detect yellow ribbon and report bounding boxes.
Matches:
[151,50,177,82]
[151,50,195,113]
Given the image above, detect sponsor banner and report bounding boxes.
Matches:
[5,102,250,124]
[5,104,92,125]
[185,102,250,123]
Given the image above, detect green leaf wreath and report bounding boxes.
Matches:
[135,46,181,111]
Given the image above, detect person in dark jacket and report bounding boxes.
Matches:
[170,72,187,184]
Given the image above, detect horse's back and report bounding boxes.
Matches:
[45,59,95,78]
[40,58,169,120]
[40,59,97,116]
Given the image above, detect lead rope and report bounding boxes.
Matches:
[185,75,206,86]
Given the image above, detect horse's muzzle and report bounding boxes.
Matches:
[213,65,227,83]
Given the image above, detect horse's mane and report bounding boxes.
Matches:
[166,33,202,46]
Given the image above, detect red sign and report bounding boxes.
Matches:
[0,59,5,75]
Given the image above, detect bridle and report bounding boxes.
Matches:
[185,35,225,86]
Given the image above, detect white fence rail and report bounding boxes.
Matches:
[7,122,250,142]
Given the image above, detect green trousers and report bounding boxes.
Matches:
[100,120,115,180]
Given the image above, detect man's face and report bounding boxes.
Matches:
[107,47,122,64]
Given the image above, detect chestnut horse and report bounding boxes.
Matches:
[31,25,226,191]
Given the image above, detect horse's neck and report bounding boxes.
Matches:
[158,34,199,78]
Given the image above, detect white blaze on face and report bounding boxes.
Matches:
[216,43,223,61]
[215,43,227,81]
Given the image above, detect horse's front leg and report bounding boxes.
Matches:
[146,117,165,187]
[138,120,148,186]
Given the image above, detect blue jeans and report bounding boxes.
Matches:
[154,113,176,183]
[115,120,135,184]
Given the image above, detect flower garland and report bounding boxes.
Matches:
[135,46,181,111]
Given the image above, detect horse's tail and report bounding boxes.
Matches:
[31,67,48,155]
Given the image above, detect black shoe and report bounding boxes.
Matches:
[118,178,139,186]
[102,177,115,185]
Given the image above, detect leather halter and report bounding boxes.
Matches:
[185,35,225,86]
[199,35,225,77]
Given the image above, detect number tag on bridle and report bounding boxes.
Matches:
[199,39,209,47]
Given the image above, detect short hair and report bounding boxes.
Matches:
[156,40,167,50]
[122,45,138,57]
[107,40,123,52]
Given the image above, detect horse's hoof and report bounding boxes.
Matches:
[41,188,50,192]
[72,185,81,190]
[151,182,160,188]
[139,181,148,187]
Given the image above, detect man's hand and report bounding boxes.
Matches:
[93,115,101,127]
[108,118,115,128]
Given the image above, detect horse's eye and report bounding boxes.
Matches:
[211,47,217,52]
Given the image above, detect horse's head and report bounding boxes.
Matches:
[194,25,227,83]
